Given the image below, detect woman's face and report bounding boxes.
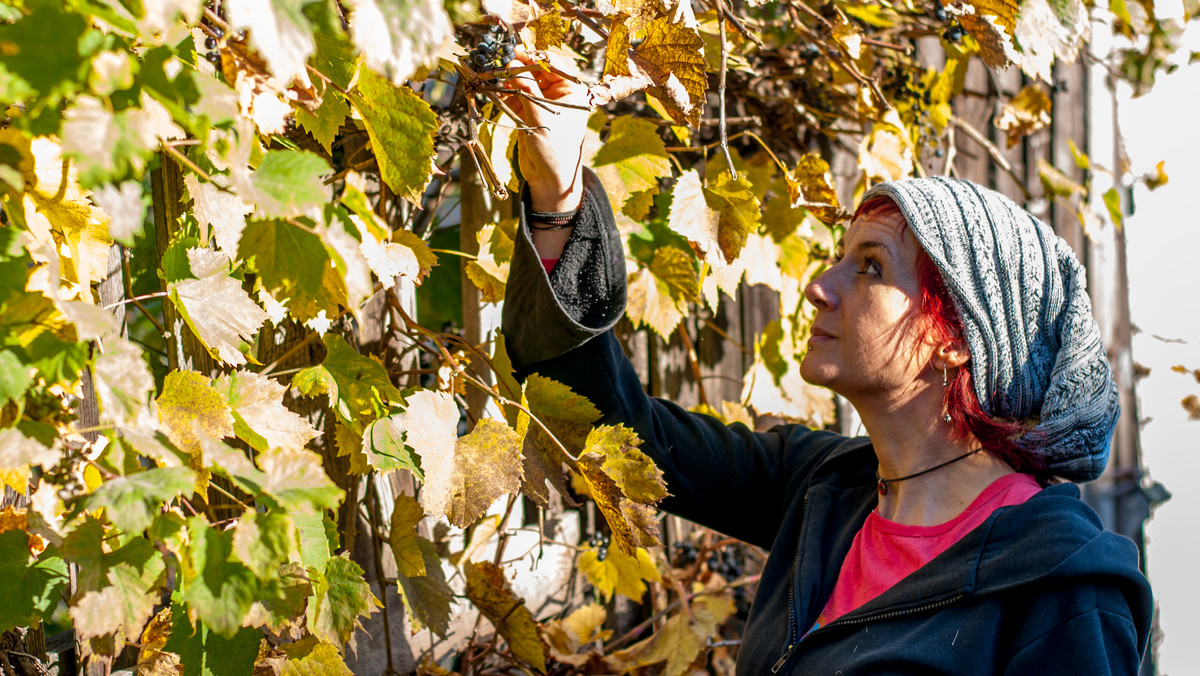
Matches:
[799,208,937,403]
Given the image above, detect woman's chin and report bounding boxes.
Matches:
[799,355,838,387]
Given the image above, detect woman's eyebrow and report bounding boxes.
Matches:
[853,240,892,258]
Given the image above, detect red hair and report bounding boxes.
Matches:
[854,198,1047,478]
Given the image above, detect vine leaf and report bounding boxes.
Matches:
[995,84,1051,148]
[280,635,354,676]
[14,134,112,289]
[232,509,296,578]
[420,417,523,528]
[464,219,516,303]
[169,248,270,366]
[574,425,668,554]
[309,554,377,648]
[157,370,235,457]
[0,422,59,472]
[626,245,699,338]
[520,374,601,506]
[353,65,440,205]
[785,154,849,226]
[395,536,454,637]
[703,171,760,264]
[464,561,547,672]
[344,0,454,84]
[544,603,611,666]
[93,337,155,426]
[184,175,252,259]
[88,467,197,535]
[226,0,316,88]
[161,604,262,676]
[293,334,403,433]
[239,218,347,326]
[61,94,183,187]
[247,150,330,219]
[0,531,69,633]
[592,116,671,213]
[178,514,269,638]
[70,560,161,640]
[577,545,662,602]
[636,18,707,125]
[258,448,344,513]
[666,170,721,262]
[951,0,1018,68]
[858,116,914,182]
[361,413,424,477]
[216,370,319,453]
[525,10,569,50]
[605,593,733,676]
[388,493,427,577]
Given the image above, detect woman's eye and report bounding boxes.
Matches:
[857,257,882,277]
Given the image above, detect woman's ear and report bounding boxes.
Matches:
[933,338,970,371]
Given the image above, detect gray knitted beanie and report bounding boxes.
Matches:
[861,177,1119,483]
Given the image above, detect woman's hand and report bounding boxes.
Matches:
[503,50,592,212]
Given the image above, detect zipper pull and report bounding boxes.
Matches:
[771,643,794,673]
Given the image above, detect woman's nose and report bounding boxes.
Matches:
[804,269,836,310]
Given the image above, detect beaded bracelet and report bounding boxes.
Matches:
[529,207,579,230]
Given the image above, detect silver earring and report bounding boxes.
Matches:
[942,366,952,422]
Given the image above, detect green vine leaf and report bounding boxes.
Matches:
[352,65,439,205]
[239,218,348,326]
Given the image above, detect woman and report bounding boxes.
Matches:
[499,56,1153,674]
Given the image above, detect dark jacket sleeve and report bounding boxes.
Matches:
[501,170,848,549]
[1002,588,1144,675]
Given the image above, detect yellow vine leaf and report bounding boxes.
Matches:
[5,132,112,291]
[605,612,702,676]
[519,374,601,505]
[544,602,611,667]
[606,588,735,676]
[859,115,914,182]
[952,0,1018,68]
[334,422,371,475]
[593,115,671,212]
[604,16,633,78]
[635,18,707,125]
[1037,158,1085,200]
[465,219,515,303]
[136,608,181,676]
[353,64,440,205]
[157,370,235,457]
[703,171,760,264]
[995,84,1052,148]
[574,425,668,554]
[464,561,547,672]
[627,245,699,338]
[784,153,848,226]
[525,10,569,50]
[388,493,427,577]
[577,545,662,602]
[417,413,520,528]
[667,170,721,262]
[280,635,354,676]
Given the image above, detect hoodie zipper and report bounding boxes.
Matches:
[805,593,967,638]
[771,493,808,674]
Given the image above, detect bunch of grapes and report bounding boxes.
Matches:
[673,541,699,568]
[200,1,226,68]
[707,546,744,582]
[588,531,611,562]
[469,25,517,74]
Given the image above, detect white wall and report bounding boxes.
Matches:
[1113,19,1200,674]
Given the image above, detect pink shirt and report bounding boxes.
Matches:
[808,472,1042,633]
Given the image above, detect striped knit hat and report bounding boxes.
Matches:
[862,177,1119,483]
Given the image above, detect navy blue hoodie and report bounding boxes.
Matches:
[501,170,1153,674]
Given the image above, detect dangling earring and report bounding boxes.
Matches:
[942,366,952,422]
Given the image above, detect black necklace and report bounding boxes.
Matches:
[875,448,983,496]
